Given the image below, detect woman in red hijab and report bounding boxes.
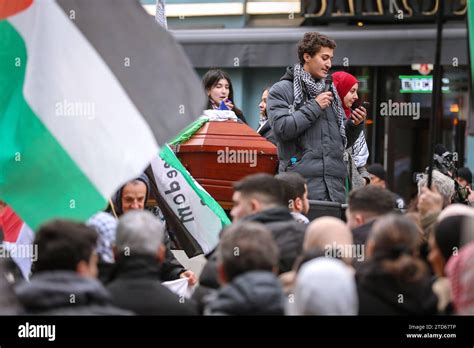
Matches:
[333,72,362,120]
[333,71,370,190]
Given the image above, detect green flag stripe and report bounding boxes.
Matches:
[0,21,106,230]
[169,116,209,146]
[159,144,231,227]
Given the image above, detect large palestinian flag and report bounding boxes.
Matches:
[0,0,205,229]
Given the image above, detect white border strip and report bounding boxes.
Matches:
[143,1,299,17]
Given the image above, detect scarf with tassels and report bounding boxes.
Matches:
[293,64,347,148]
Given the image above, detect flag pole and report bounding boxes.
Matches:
[155,0,168,29]
[427,1,444,188]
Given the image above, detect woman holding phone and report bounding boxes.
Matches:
[333,71,370,190]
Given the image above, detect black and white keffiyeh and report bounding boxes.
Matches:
[293,64,347,147]
[352,131,369,167]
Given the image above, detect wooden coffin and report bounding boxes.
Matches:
[175,120,278,210]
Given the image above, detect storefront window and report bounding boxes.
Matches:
[378,66,469,202]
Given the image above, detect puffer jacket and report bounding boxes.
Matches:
[267,66,363,203]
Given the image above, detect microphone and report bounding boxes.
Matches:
[218,100,229,110]
[321,75,333,113]
[324,75,332,93]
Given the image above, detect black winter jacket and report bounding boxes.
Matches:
[243,207,306,273]
[257,120,277,146]
[356,262,439,315]
[15,271,131,315]
[204,271,285,315]
[193,207,305,313]
[106,254,197,315]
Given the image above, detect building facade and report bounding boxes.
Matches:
[142,0,473,202]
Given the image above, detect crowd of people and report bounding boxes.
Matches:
[1,31,474,316]
[1,168,473,316]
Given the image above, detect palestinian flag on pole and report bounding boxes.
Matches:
[0,0,205,230]
[148,117,231,257]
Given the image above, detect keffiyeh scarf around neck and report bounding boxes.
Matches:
[293,64,347,148]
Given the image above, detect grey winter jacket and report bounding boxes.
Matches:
[267,67,364,203]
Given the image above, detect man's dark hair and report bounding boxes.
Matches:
[457,167,472,185]
[233,173,284,206]
[434,215,467,262]
[297,32,336,65]
[348,186,396,216]
[275,172,307,207]
[33,220,98,273]
[218,222,279,281]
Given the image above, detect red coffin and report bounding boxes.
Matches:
[174,120,278,210]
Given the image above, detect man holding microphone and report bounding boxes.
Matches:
[267,32,366,203]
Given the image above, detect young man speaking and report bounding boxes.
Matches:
[267,32,366,203]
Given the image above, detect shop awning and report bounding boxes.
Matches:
[170,25,467,67]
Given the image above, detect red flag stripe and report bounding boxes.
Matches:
[0,0,33,20]
[0,206,24,242]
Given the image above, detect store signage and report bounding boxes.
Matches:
[302,0,466,21]
[399,75,450,93]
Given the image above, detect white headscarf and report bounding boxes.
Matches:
[293,258,358,315]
